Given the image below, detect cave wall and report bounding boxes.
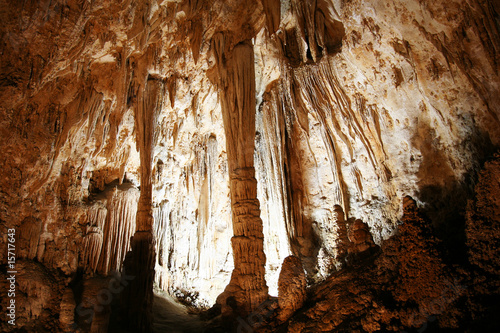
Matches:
[253,0,500,281]
[0,0,499,330]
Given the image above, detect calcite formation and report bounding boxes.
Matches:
[277,255,307,323]
[286,196,454,332]
[212,38,269,315]
[0,0,499,332]
[346,218,378,260]
[82,184,139,276]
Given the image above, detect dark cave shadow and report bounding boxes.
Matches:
[415,126,497,265]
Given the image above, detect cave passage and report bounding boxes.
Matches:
[109,289,205,333]
[151,290,205,333]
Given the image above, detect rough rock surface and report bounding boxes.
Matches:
[277,256,307,323]
[0,0,499,332]
[466,154,500,285]
[464,153,500,325]
[346,218,378,262]
[285,197,457,332]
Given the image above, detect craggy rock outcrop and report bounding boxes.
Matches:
[0,261,64,332]
[466,154,500,289]
[464,153,500,324]
[278,157,500,333]
[286,197,459,332]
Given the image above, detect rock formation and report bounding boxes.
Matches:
[212,38,269,315]
[285,196,455,332]
[277,256,307,323]
[120,73,164,332]
[1,0,500,332]
[346,218,379,263]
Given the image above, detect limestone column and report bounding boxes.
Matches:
[122,77,162,332]
[214,36,269,314]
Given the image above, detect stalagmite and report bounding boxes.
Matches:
[277,255,307,322]
[59,288,76,332]
[347,219,377,255]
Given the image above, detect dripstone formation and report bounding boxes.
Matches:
[1,0,499,332]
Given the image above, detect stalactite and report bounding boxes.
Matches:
[88,185,139,275]
[255,85,293,295]
[333,205,349,266]
[135,77,163,232]
[81,205,107,273]
[153,201,170,291]
[18,217,43,260]
[278,0,344,66]
[262,0,281,34]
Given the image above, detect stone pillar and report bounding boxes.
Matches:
[214,37,269,315]
[122,77,162,332]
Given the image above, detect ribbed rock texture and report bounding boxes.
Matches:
[0,0,499,332]
[212,38,269,315]
[81,184,139,275]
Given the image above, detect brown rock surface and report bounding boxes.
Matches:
[277,256,307,323]
[466,154,500,285]
[0,0,499,332]
[346,218,378,261]
[286,197,458,332]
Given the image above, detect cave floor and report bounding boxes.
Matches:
[152,289,206,333]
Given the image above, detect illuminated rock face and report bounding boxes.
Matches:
[0,0,499,331]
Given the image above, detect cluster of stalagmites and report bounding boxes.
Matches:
[5,155,499,333]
